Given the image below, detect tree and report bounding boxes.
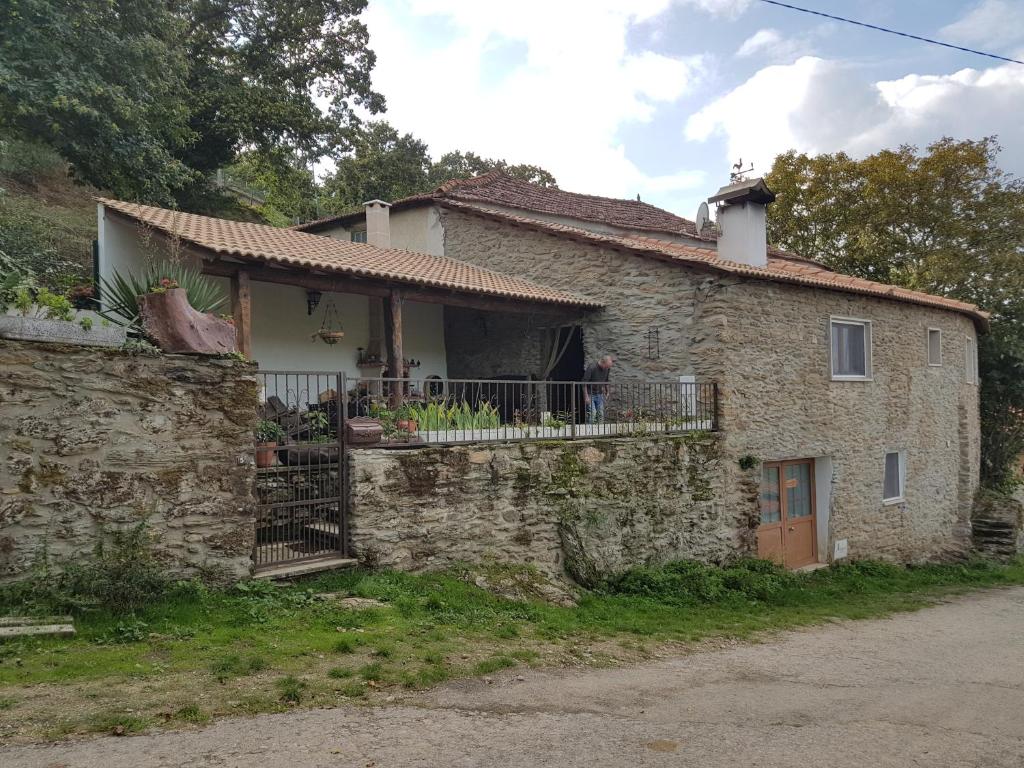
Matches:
[179,0,384,177]
[0,0,383,204]
[428,151,557,188]
[320,121,559,213]
[225,149,319,224]
[765,137,1024,488]
[320,122,432,212]
[0,0,195,203]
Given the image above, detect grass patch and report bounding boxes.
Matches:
[333,636,359,654]
[473,655,517,676]
[276,675,306,704]
[173,705,210,725]
[338,682,366,698]
[0,558,1021,742]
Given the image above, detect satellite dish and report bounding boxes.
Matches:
[695,201,709,233]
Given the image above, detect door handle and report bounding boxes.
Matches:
[787,527,795,531]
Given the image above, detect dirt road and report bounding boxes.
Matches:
[5,587,1024,767]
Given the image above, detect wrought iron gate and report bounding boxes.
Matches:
[253,371,347,569]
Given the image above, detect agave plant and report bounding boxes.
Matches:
[97,263,226,330]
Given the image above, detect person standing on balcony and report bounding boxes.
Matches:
[582,355,614,424]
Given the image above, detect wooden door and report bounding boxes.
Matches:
[757,459,816,568]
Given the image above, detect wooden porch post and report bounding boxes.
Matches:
[230,270,252,359]
[386,288,404,409]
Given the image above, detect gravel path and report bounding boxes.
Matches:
[5,587,1024,767]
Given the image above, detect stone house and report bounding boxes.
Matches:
[294,173,987,570]
[0,173,984,584]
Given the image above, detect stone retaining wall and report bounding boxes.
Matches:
[347,434,739,585]
[0,341,258,582]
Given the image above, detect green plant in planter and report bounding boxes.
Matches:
[306,410,331,442]
[543,415,567,430]
[98,263,225,330]
[79,316,93,331]
[255,420,286,445]
[34,288,73,320]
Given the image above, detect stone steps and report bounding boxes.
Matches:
[253,555,358,581]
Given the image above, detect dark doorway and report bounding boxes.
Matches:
[546,326,585,422]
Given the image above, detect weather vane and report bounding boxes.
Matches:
[730,157,754,182]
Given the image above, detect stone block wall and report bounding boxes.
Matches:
[0,341,258,582]
[440,208,982,566]
[440,209,709,381]
[705,276,981,563]
[347,434,740,585]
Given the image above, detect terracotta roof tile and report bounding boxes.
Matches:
[441,200,989,328]
[98,198,600,309]
[293,171,705,237]
[440,171,701,236]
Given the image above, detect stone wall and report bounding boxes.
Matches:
[697,275,981,563]
[347,434,739,585]
[440,209,982,565]
[0,341,258,582]
[440,209,709,381]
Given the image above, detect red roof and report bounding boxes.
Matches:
[439,200,990,329]
[294,171,702,238]
[98,198,600,308]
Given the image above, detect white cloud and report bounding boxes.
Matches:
[681,0,751,18]
[736,28,782,58]
[684,56,1024,175]
[362,0,709,207]
[734,27,811,61]
[940,0,1024,50]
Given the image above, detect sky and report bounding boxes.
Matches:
[358,0,1024,219]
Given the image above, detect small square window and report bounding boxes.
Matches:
[883,451,905,503]
[928,328,942,366]
[351,229,367,243]
[830,318,872,380]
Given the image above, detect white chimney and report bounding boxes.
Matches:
[363,199,391,247]
[708,178,775,268]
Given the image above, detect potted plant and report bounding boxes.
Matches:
[395,403,418,435]
[255,420,286,467]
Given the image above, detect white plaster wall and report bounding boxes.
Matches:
[315,206,445,256]
[209,277,447,378]
[96,206,150,306]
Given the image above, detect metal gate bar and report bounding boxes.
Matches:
[253,371,347,569]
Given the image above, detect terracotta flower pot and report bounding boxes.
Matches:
[255,442,278,468]
[396,419,418,434]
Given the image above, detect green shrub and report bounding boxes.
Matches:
[602,559,797,605]
[66,525,168,614]
[0,526,167,616]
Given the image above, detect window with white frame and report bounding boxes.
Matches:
[883,451,905,503]
[965,336,978,384]
[351,229,367,243]
[928,328,942,366]
[830,318,872,380]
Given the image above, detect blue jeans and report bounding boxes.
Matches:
[587,394,605,424]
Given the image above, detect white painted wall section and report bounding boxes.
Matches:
[208,277,447,377]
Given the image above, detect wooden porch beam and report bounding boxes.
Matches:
[230,269,252,358]
[387,289,404,409]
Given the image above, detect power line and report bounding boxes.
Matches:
[758,0,1024,66]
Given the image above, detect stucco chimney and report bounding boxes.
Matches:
[364,199,391,248]
[708,178,776,268]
